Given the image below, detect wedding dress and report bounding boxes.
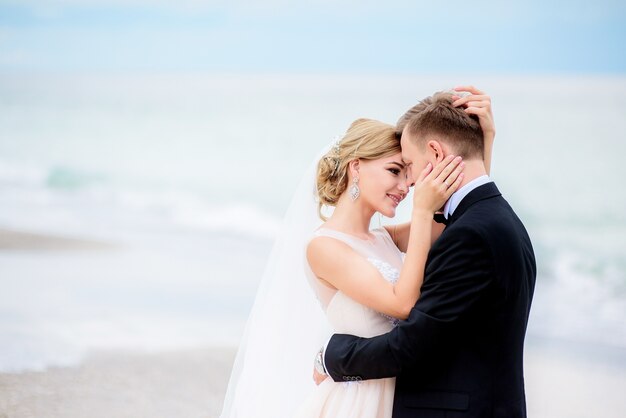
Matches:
[295,226,404,418]
[220,143,404,418]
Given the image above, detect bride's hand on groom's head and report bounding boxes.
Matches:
[412,155,465,215]
[452,85,495,138]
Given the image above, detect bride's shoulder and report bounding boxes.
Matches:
[307,232,352,254]
[372,226,405,254]
[372,226,394,241]
[306,234,356,274]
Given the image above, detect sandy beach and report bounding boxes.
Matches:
[1,344,625,418]
[0,348,236,418]
[0,229,117,251]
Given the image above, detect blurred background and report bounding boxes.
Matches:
[1,1,625,417]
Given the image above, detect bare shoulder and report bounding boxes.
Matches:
[383,222,410,251]
[306,235,353,269]
[306,236,369,282]
[382,225,395,240]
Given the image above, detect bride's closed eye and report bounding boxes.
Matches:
[387,168,401,176]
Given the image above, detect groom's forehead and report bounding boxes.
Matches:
[400,140,418,162]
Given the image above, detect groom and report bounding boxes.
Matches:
[317,90,536,417]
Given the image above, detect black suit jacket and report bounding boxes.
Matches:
[325,182,536,418]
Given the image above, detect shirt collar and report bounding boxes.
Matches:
[443,175,492,219]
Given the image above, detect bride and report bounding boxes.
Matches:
[220,87,494,418]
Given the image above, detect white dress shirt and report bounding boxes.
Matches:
[443,175,492,219]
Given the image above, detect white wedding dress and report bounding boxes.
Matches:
[219,143,406,418]
[295,226,404,418]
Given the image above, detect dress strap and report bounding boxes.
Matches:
[313,227,377,245]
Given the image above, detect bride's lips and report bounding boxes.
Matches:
[386,193,404,207]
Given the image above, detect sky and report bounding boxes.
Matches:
[0,0,625,74]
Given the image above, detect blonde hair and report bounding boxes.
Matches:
[316,118,400,220]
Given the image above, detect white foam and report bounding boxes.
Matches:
[529,250,626,348]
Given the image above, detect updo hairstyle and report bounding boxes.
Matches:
[316,118,400,220]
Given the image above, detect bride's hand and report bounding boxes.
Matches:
[313,368,327,385]
[452,86,494,139]
[412,155,464,214]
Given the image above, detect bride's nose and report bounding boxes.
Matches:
[404,168,415,188]
[398,179,409,194]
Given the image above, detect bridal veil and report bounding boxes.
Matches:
[220,144,334,418]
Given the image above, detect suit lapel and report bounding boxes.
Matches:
[448,182,502,225]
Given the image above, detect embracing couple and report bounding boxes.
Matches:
[221,86,536,418]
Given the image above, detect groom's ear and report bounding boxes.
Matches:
[427,140,445,163]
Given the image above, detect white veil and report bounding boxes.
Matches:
[220,144,334,418]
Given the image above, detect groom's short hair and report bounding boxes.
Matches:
[395,96,434,136]
[399,92,484,160]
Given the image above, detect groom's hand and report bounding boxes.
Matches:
[313,368,328,385]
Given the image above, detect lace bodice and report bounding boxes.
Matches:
[306,227,405,336]
[366,257,400,284]
[366,257,401,327]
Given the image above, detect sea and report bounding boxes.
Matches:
[1,73,625,372]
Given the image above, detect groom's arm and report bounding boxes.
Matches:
[324,226,493,382]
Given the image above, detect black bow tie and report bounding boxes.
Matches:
[433,213,449,226]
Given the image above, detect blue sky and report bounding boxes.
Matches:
[1,0,625,74]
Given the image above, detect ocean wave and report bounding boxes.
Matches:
[529,250,626,348]
[97,188,283,239]
[0,315,246,373]
[0,160,108,190]
[46,166,107,190]
[0,158,282,239]
[0,160,49,187]
[171,203,281,239]
[2,160,625,351]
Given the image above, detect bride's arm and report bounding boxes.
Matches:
[385,221,444,252]
[307,156,464,320]
[385,87,495,252]
[452,86,495,175]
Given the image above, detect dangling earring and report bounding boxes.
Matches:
[349,177,360,201]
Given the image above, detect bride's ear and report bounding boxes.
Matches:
[348,159,360,179]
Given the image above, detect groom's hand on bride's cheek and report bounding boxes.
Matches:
[313,368,328,385]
